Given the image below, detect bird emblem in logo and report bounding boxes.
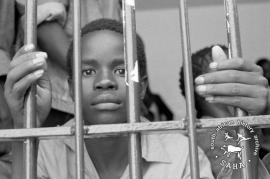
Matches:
[220,132,251,160]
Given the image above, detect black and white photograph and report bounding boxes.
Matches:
[0,0,269,178]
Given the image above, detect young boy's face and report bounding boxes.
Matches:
[80,30,127,125]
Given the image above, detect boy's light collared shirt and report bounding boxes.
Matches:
[37,120,214,179]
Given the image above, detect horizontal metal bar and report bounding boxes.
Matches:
[84,120,185,137]
[0,121,185,140]
[0,115,269,140]
[200,115,270,128]
[0,127,74,139]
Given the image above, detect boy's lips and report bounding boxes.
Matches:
[91,94,121,110]
[92,103,121,110]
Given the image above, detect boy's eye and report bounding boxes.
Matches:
[82,69,96,77]
[114,68,126,76]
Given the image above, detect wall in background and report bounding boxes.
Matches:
[136,0,269,10]
[136,2,270,119]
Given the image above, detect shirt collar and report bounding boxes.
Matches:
[62,118,172,164]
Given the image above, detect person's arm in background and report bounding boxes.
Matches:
[36,0,69,70]
[17,0,70,70]
[0,0,15,56]
[37,21,70,70]
[99,0,122,20]
[36,0,122,71]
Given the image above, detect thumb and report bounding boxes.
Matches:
[212,45,227,63]
[14,43,35,59]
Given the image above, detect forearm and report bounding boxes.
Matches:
[37,21,70,70]
[0,0,15,54]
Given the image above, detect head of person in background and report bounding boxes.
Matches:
[143,86,174,121]
[180,45,269,118]
[256,58,270,85]
[179,45,233,119]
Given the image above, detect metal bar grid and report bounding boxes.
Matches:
[122,0,143,178]
[1,115,270,140]
[7,0,268,179]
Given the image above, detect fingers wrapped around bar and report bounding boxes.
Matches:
[194,46,269,115]
[4,44,51,128]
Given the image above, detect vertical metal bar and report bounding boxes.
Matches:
[24,1,37,179]
[224,0,257,178]
[122,0,142,179]
[178,0,200,179]
[11,1,36,178]
[224,0,242,64]
[73,0,84,179]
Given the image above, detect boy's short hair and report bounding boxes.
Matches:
[67,18,147,80]
[256,58,270,67]
[179,45,227,118]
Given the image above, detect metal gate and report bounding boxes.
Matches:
[0,0,269,179]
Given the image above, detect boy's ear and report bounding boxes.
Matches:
[68,77,74,100]
[140,75,148,100]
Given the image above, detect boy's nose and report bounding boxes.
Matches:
[94,75,117,90]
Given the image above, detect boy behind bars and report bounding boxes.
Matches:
[4,19,214,179]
